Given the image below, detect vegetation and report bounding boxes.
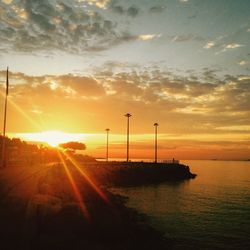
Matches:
[59,141,86,151]
[0,136,95,166]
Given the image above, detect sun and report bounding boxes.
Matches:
[19,130,86,147]
[40,131,70,147]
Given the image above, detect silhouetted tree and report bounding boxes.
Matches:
[59,141,86,151]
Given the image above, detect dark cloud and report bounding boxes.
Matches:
[0,0,137,54]
[0,71,105,101]
[59,141,86,150]
[188,14,197,19]
[110,5,124,14]
[127,6,139,17]
[56,75,105,97]
[149,6,166,13]
[110,4,139,17]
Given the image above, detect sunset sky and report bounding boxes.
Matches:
[0,0,250,160]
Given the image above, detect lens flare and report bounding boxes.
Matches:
[62,150,109,204]
[57,151,89,218]
[0,90,42,131]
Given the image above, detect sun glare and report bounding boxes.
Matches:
[19,131,86,147]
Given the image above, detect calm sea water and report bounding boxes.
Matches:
[112,160,250,250]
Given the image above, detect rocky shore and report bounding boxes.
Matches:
[76,161,197,187]
[0,161,196,250]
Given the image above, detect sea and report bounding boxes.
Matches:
[111,160,250,250]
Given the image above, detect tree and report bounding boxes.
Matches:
[59,141,86,151]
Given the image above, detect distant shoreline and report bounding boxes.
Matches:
[96,158,250,162]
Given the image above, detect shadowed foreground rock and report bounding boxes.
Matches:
[0,163,176,250]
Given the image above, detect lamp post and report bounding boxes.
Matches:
[124,113,132,162]
[105,128,110,162]
[154,123,159,163]
[1,67,9,167]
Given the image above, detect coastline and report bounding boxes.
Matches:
[0,162,196,249]
[77,161,197,187]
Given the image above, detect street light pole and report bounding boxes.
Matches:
[124,113,132,162]
[1,67,9,167]
[105,128,110,162]
[154,123,159,163]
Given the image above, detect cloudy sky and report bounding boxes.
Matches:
[0,0,250,160]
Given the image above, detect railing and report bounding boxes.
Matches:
[161,159,179,164]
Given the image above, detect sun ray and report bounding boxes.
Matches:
[62,150,109,204]
[0,90,42,131]
[57,150,89,218]
[18,131,86,147]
